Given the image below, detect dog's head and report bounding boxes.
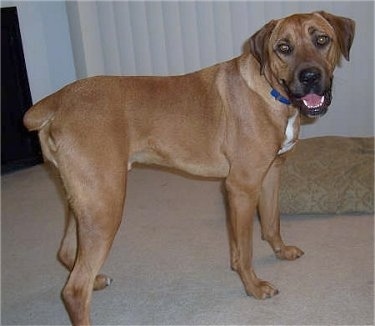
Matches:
[249,11,355,118]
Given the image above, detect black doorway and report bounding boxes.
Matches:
[1,7,42,174]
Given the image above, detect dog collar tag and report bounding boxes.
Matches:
[271,89,291,105]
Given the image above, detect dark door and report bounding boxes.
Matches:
[1,7,42,174]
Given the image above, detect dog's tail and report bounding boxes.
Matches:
[23,92,60,131]
[23,93,61,166]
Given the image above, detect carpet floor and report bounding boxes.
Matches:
[1,164,374,325]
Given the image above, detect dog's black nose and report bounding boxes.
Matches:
[299,68,321,86]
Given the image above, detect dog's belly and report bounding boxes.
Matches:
[128,148,229,178]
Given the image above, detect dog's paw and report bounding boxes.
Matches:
[275,245,304,260]
[93,274,113,291]
[246,280,279,299]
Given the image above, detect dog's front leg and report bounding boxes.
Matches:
[225,175,279,299]
[258,156,304,260]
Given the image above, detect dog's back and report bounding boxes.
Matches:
[24,67,231,176]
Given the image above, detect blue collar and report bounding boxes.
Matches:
[270,89,291,105]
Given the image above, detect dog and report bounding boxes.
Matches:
[24,11,355,325]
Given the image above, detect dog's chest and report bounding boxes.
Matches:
[277,111,300,155]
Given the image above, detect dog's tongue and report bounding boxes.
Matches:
[302,94,324,108]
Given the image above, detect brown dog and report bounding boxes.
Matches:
[24,11,354,325]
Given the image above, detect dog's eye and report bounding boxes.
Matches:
[316,35,330,47]
[277,43,293,54]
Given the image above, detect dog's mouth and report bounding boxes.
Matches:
[289,90,331,118]
[298,93,329,117]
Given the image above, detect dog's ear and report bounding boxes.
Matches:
[249,20,277,74]
[317,11,355,61]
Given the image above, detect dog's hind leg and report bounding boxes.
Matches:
[57,153,127,325]
[58,207,112,291]
[258,156,304,260]
[58,207,77,271]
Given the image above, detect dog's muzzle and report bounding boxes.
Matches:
[286,67,332,118]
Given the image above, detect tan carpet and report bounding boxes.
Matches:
[1,164,374,325]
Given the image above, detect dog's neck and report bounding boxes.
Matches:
[237,53,300,155]
[270,89,291,105]
[238,53,294,114]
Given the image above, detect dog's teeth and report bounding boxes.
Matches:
[303,95,325,109]
[303,97,325,109]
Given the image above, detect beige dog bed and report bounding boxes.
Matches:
[280,136,374,215]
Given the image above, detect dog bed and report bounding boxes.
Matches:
[280,136,374,215]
